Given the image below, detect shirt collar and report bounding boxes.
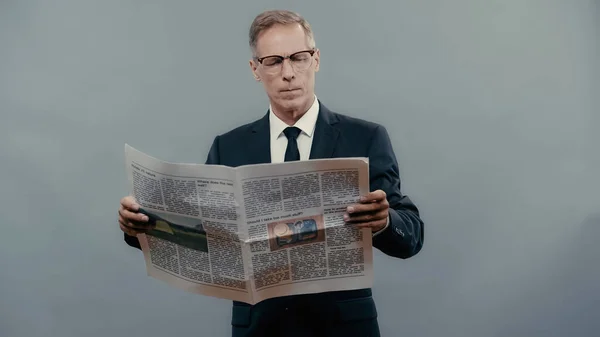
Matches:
[269,95,319,140]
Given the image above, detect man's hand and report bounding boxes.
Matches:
[118,196,154,236]
[344,190,390,233]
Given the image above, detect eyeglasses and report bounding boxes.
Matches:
[256,49,316,75]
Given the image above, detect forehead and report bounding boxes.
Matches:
[255,23,311,56]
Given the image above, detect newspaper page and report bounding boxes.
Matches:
[124,144,373,305]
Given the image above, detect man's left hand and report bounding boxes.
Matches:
[344,190,389,233]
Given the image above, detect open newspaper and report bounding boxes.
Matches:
[124,144,374,304]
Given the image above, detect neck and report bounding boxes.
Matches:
[271,96,315,126]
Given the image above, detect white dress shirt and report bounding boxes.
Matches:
[267,95,389,235]
[269,95,320,163]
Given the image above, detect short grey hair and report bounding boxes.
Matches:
[249,10,316,57]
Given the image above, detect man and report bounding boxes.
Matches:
[118,9,424,337]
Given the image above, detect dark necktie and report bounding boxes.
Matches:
[283,126,301,162]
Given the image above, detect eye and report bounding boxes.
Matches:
[262,57,282,66]
[291,53,310,61]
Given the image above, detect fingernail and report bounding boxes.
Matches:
[141,216,148,221]
[347,206,354,213]
[343,214,349,221]
[360,196,366,202]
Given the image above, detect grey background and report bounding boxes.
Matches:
[1,0,598,336]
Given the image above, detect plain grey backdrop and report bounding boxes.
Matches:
[1,0,598,336]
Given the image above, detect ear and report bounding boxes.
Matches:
[249,59,261,81]
[313,49,320,72]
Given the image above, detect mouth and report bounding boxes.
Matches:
[281,88,300,93]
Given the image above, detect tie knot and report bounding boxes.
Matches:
[283,126,301,140]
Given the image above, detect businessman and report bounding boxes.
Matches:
[118,9,424,337]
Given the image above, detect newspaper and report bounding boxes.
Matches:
[124,144,374,305]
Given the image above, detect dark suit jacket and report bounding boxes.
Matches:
[124,101,424,337]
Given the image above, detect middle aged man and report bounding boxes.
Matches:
[118,9,424,337]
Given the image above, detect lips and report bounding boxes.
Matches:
[281,88,300,92]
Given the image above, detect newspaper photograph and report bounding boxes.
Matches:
[124,144,374,305]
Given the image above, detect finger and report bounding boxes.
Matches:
[120,196,140,211]
[120,222,139,236]
[120,217,152,234]
[119,207,149,223]
[346,199,388,215]
[344,209,388,223]
[119,215,151,230]
[359,190,386,203]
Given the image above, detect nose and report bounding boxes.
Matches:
[281,59,295,81]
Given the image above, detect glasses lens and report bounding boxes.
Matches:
[262,56,282,67]
[291,52,313,71]
[259,51,313,74]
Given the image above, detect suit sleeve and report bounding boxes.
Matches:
[368,125,424,259]
[122,136,222,250]
[205,135,221,165]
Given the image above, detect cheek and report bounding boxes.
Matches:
[262,79,278,92]
[302,75,314,88]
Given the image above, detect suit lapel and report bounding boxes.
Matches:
[248,112,271,164]
[310,102,340,159]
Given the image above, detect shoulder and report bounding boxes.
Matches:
[205,113,265,160]
[324,104,387,136]
[216,119,259,139]
[336,112,382,130]
[212,113,267,142]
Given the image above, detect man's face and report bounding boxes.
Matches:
[250,23,320,115]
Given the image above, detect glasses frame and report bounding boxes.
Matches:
[256,49,316,73]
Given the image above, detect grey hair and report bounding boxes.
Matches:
[249,9,316,57]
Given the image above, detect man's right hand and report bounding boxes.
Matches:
[118,196,153,236]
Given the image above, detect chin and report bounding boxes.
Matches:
[274,97,300,109]
[280,93,307,104]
